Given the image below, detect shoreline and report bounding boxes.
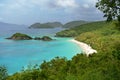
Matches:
[69,39,97,57]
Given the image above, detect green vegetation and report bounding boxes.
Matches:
[96,0,120,30]
[29,22,63,29]
[29,21,88,29]
[41,36,53,41]
[96,0,120,22]
[63,20,88,28]
[55,29,78,37]
[56,21,106,37]
[29,23,53,28]
[34,36,53,41]
[6,33,32,40]
[4,20,120,80]
[0,66,8,80]
[11,33,31,38]
[7,33,53,41]
[75,21,120,53]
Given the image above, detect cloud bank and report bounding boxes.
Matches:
[53,0,79,8]
[0,0,104,24]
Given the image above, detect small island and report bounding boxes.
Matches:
[6,33,33,40]
[6,33,53,41]
[34,36,53,41]
[41,36,53,41]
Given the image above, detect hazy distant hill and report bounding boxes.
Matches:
[0,22,26,29]
[29,22,63,29]
[0,22,17,27]
[63,20,88,28]
[29,20,88,29]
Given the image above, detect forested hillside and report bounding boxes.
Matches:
[55,21,106,37]
[63,20,88,28]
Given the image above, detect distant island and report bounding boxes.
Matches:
[29,20,88,29]
[29,22,63,29]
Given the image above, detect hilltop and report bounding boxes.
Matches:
[63,20,88,28]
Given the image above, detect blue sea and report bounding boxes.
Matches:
[0,26,82,74]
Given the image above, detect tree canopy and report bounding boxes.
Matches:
[0,66,8,80]
[96,0,120,22]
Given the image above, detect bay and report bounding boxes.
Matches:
[0,26,82,74]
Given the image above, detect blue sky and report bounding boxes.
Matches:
[0,0,104,25]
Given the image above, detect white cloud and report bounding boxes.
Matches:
[2,0,48,11]
[54,0,79,8]
[0,0,50,16]
[0,0,104,24]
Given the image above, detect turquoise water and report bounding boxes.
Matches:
[0,27,82,74]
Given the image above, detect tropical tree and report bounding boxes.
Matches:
[96,0,120,22]
[0,66,8,80]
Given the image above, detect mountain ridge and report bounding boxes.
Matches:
[63,20,88,28]
[29,20,88,29]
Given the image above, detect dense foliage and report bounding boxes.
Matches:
[63,20,88,28]
[0,66,8,80]
[56,21,106,37]
[96,0,120,30]
[3,21,119,80]
[96,0,120,22]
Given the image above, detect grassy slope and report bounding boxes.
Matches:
[6,21,120,80]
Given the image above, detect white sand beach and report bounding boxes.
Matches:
[70,39,97,57]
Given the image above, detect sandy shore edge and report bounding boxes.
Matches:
[69,39,97,57]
